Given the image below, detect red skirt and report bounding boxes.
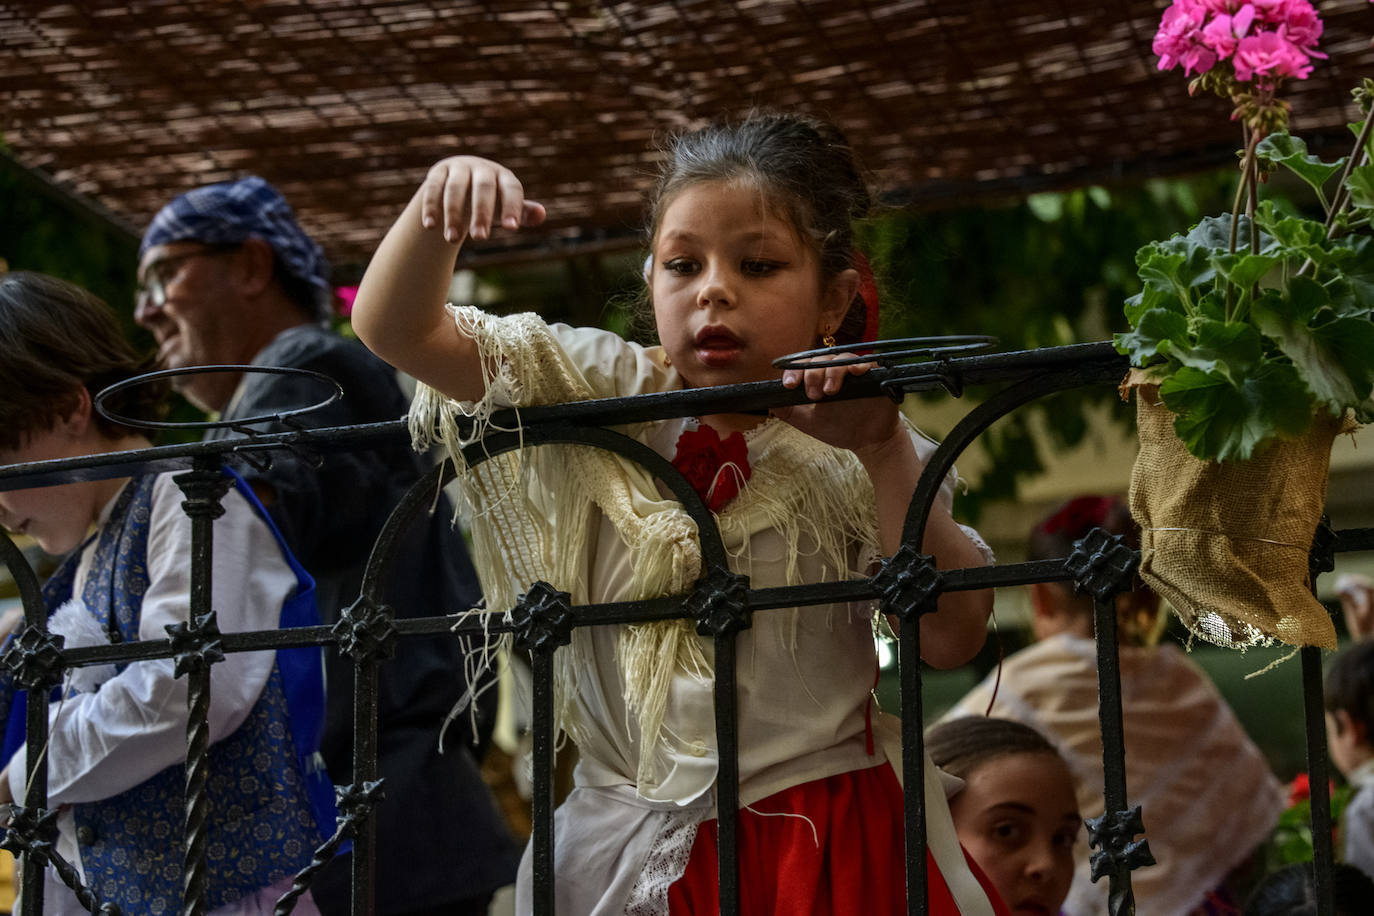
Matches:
[667,764,1009,916]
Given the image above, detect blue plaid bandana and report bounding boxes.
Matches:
[140,176,331,319]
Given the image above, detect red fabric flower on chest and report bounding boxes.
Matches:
[671,425,752,513]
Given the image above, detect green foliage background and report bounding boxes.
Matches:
[854,175,1238,511]
[0,149,142,333]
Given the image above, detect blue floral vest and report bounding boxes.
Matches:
[8,472,335,913]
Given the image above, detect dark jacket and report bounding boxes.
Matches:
[207,323,519,914]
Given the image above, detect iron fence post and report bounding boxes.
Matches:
[1301,645,1335,916]
[689,568,751,916]
[512,581,575,916]
[171,455,233,916]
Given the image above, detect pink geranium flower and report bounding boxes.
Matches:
[1233,30,1313,82]
[1247,0,1290,18]
[1155,0,1324,84]
[334,285,359,317]
[1201,5,1256,58]
[1155,0,1217,75]
[1277,4,1324,51]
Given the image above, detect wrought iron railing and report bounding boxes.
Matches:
[0,339,1358,916]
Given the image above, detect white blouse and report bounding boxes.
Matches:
[413,311,995,916]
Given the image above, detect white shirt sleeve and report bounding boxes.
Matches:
[1345,784,1374,880]
[8,473,295,806]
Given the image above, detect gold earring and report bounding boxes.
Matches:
[663,352,672,367]
[822,330,837,348]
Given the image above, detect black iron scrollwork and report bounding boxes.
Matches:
[874,543,942,622]
[512,582,575,653]
[1066,528,1139,602]
[166,612,225,678]
[1087,805,1156,881]
[686,567,751,638]
[0,628,66,691]
[332,597,399,663]
[271,780,387,916]
[2,806,121,915]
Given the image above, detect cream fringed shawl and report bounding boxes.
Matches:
[409,306,884,790]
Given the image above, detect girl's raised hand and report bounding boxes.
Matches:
[418,156,547,244]
[772,355,901,457]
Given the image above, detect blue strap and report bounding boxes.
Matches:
[224,468,338,837]
[1,695,29,766]
[0,541,89,767]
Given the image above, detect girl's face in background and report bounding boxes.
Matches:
[949,751,1081,916]
[650,179,849,390]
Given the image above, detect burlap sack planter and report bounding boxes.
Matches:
[1125,377,1340,650]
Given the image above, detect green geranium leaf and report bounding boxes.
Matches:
[1169,318,1262,380]
[1264,215,1330,260]
[1135,240,1183,291]
[1160,361,1314,461]
[1278,829,1313,862]
[1324,275,1358,317]
[1213,252,1282,289]
[1136,236,1214,296]
[1278,800,1311,828]
[1345,164,1374,212]
[1185,212,1277,260]
[1306,315,1374,410]
[1257,275,1328,326]
[1357,395,1374,424]
[1253,199,1283,230]
[1197,289,1227,321]
[1256,133,1346,201]
[1328,235,1374,314]
[1114,308,1190,364]
[1124,285,1185,326]
[1187,214,1245,250]
[1252,280,1374,411]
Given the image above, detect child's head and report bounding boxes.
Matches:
[0,271,164,553]
[0,271,165,452]
[1324,640,1374,778]
[928,716,1081,916]
[643,113,873,387]
[1242,862,1374,916]
[1026,495,1162,646]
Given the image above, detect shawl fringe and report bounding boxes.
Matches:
[413,306,883,790]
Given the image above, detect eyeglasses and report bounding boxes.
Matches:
[135,245,238,308]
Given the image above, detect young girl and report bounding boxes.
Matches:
[942,496,1283,916]
[0,272,334,915]
[927,717,1082,916]
[352,113,999,915]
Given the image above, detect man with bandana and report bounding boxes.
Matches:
[137,177,519,916]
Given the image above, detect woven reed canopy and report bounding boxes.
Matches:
[4,1,1373,267]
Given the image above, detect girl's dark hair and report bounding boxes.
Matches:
[1026,495,1163,647]
[0,271,167,450]
[1325,641,1374,737]
[1242,862,1374,916]
[645,111,874,344]
[926,716,1061,781]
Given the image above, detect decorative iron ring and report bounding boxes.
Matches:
[94,365,343,431]
[772,335,998,370]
